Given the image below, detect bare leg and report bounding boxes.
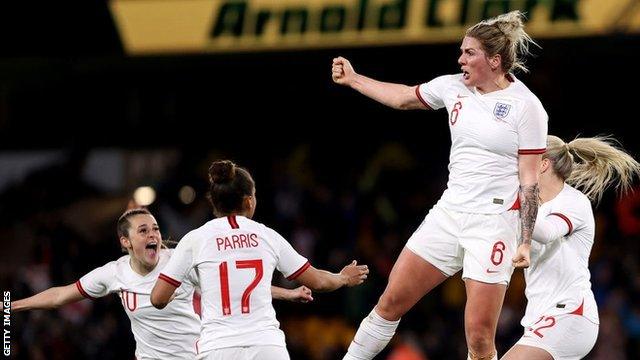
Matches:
[344,247,448,359]
[464,279,507,360]
[376,247,449,320]
[501,345,553,360]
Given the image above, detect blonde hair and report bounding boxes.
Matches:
[545,135,640,203]
[466,10,538,73]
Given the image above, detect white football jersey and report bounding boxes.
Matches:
[77,249,200,359]
[159,215,309,354]
[522,184,599,325]
[417,74,548,213]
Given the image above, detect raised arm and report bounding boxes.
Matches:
[11,283,85,312]
[512,153,542,268]
[295,260,368,293]
[271,285,313,303]
[332,57,427,110]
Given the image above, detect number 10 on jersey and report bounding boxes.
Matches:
[219,259,263,315]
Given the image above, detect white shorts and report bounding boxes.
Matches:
[406,205,518,284]
[517,313,598,360]
[198,345,290,360]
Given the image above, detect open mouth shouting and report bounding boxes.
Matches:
[462,69,470,81]
[145,241,159,258]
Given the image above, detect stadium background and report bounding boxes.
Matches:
[1,0,639,359]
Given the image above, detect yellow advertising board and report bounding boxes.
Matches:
[109,0,640,54]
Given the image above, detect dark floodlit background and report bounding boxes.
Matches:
[1,1,639,359]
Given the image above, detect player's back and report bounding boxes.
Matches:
[172,215,309,353]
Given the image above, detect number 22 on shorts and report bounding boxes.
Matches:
[528,315,556,338]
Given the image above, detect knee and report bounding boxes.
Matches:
[466,321,494,353]
[375,292,405,321]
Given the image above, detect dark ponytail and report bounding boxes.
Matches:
[208,160,255,216]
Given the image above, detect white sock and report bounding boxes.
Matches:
[343,309,400,360]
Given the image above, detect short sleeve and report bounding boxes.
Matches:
[159,233,198,288]
[549,199,590,237]
[164,248,199,288]
[77,262,118,299]
[533,195,591,244]
[416,75,453,110]
[264,227,309,280]
[517,100,548,154]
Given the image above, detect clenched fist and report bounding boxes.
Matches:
[512,243,531,269]
[332,56,357,86]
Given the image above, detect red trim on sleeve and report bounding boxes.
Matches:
[569,299,584,316]
[75,280,96,300]
[286,261,311,280]
[414,86,433,110]
[158,273,182,288]
[227,215,239,229]
[518,148,546,155]
[550,213,573,235]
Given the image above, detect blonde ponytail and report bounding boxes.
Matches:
[546,135,640,203]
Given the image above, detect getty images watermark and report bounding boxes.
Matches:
[3,291,9,357]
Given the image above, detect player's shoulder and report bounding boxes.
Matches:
[237,215,268,230]
[86,255,127,277]
[560,184,590,201]
[181,220,219,241]
[235,217,286,244]
[112,254,130,268]
[421,74,468,101]
[441,73,464,81]
[181,216,270,242]
[430,73,464,85]
[556,184,593,212]
[510,76,545,109]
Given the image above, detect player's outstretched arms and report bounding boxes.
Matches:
[295,260,369,293]
[331,56,426,110]
[271,285,314,303]
[11,283,84,312]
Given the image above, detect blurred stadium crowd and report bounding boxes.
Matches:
[2,141,639,359]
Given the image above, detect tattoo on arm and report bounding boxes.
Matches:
[519,184,540,245]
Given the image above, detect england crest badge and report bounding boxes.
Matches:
[494,102,511,119]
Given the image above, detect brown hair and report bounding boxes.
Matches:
[465,10,537,73]
[207,160,255,216]
[545,135,640,203]
[117,208,152,238]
